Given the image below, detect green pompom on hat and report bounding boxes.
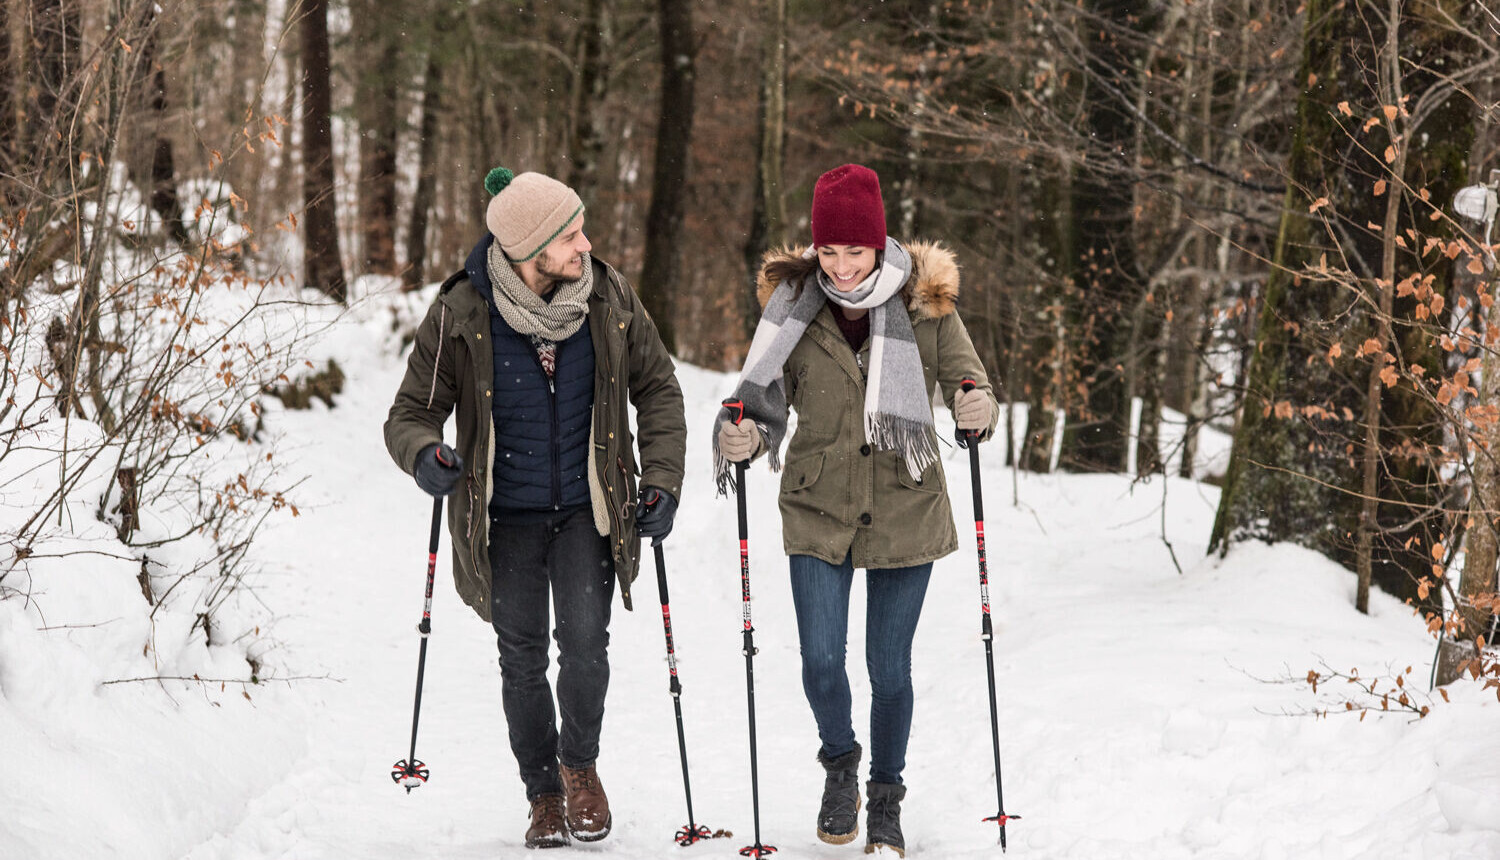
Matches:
[485,166,515,196]
[484,167,584,262]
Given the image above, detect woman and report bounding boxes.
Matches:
[713,163,999,857]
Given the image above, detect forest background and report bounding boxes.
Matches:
[3,0,1500,689]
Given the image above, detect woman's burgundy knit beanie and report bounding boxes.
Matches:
[811,163,886,249]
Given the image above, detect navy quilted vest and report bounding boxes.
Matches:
[466,236,595,514]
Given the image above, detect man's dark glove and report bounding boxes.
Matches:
[413,442,464,497]
[634,486,678,545]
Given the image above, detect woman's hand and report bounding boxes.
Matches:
[954,387,992,432]
[719,420,761,462]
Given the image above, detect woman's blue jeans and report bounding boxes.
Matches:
[788,553,932,785]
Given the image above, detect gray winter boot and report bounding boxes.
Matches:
[815,742,862,844]
[864,780,906,857]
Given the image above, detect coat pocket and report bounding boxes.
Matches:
[781,451,826,493]
[895,456,944,495]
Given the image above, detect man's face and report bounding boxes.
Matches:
[535,217,592,282]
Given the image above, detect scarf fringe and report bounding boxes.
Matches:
[713,446,736,498]
[865,413,939,479]
[712,419,783,498]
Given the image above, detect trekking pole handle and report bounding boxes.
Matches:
[723,398,745,426]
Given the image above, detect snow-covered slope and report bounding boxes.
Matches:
[3,281,1496,860]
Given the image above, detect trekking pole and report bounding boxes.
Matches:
[960,380,1019,850]
[652,539,714,846]
[723,398,777,859]
[391,495,444,793]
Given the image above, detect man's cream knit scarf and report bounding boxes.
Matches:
[486,242,592,341]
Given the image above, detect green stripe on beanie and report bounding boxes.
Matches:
[484,167,585,262]
[510,204,583,262]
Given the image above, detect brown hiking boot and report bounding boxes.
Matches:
[524,794,568,849]
[559,762,612,841]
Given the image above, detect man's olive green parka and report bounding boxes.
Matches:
[385,256,686,621]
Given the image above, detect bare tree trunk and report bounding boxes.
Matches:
[1439,78,1500,683]
[896,3,941,240]
[29,0,82,214]
[1441,260,1500,683]
[742,0,787,341]
[1023,157,1073,473]
[226,0,267,210]
[1356,0,1407,615]
[299,0,346,302]
[0,0,14,186]
[1211,0,1469,617]
[465,42,493,241]
[637,0,696,354]
[566,0,610,206]
[1059,0,1152,473]
[1179,4,1245,480]
[30,0,80,159]
[135,8,188,246]
[1178,280,1214,479]
[353,0,399,276]
[404,50,442,292]
[273,40,300,230]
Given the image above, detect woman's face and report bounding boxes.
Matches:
[818,244,876,291]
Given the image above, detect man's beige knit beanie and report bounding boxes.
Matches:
[484,166,584,263]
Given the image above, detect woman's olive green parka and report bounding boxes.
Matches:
[755,240,1000,569]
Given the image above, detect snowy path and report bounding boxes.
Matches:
[9,304,1499,860]
[177,345,1500,860]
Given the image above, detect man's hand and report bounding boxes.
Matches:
[635,486,678,544]
[718,420,760,463]
[414,443,464,497]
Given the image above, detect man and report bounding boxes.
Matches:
[385,166,686,849]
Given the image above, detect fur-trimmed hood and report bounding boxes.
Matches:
[755,240,960,321]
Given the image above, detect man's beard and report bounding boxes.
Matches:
[536,249,584,285]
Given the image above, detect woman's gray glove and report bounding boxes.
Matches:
[954,387,992,448]
[718,420,760,463]
[414,442,464,497]
[955,387,992,431]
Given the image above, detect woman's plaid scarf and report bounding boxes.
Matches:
[712,237,936,494]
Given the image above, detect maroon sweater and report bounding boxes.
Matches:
[832,306,869,353]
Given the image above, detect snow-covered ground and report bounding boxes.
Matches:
[3,280,1497,860]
